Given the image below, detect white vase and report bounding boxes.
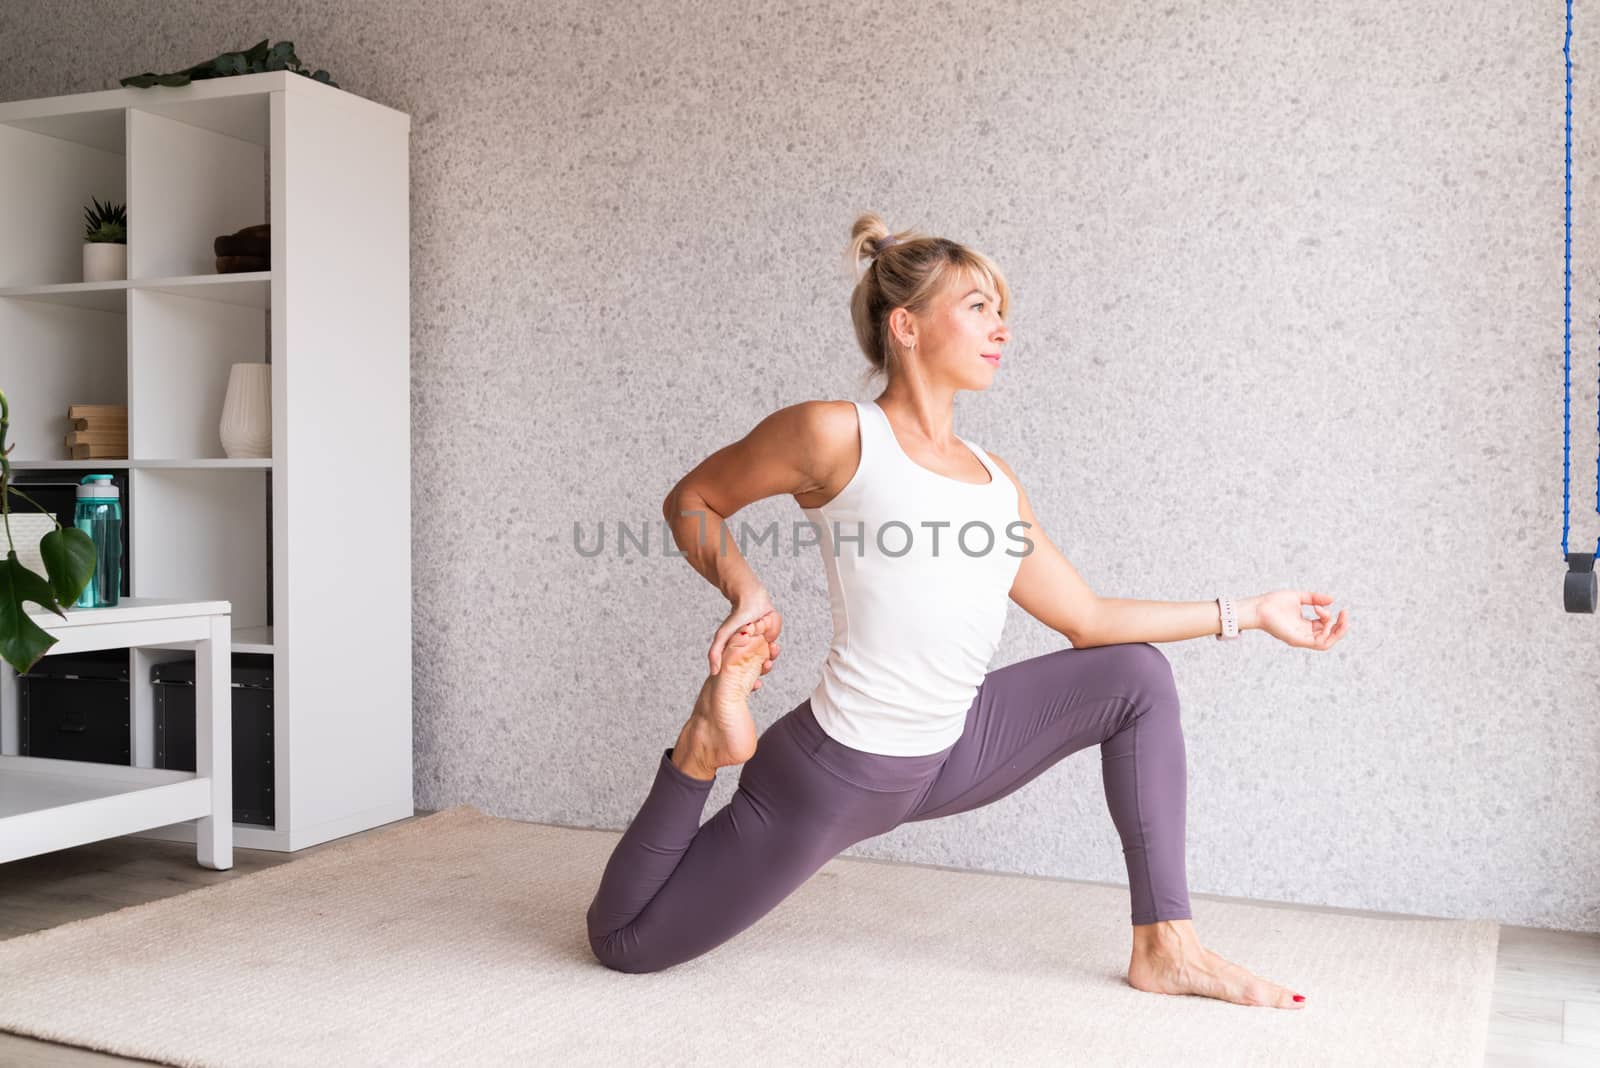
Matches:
[219,362,272,459]
[82,242,126,283]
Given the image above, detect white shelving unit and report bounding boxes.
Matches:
[0,72,413,851]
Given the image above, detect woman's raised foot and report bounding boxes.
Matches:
[670,625,769,780]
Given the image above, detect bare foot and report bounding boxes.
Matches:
[1127,919,1306,1009]
[671,624,770,780]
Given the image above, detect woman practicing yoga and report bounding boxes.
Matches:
[586,214,1349,1007]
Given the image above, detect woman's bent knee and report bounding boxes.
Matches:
[589,930,670,974]
[1121,642,1179,706]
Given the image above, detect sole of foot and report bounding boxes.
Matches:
[673,625,770,780]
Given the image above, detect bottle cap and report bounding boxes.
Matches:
[76,474,120,499]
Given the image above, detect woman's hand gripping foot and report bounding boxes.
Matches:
[671,624,771,781]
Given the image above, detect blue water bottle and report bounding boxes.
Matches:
[74,474,122,608]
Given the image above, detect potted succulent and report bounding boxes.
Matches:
[0,389,97,674]
[82,197,127,283]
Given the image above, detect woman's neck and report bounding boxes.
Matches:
[873,385,959,446]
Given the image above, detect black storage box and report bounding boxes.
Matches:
[152,654,275,827]
[18,649,131,765]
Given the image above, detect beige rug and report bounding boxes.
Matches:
[0,805,1497,1067]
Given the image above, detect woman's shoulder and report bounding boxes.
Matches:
[777,399,861,441]
[777,400,868,508]
[794,398,860,416]
[795,399,864,462]
[747,400,863,460]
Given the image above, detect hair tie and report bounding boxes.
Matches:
[873,235,900,254]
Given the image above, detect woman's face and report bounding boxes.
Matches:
[895,270,1010,389]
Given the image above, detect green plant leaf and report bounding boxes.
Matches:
[84,198,127,241]
[39,526,95,607]
[120,41,332,91]
[0,552,63,676]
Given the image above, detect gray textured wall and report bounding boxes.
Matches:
[4,1,1596,932]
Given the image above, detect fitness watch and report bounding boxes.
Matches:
[1215,596,1240,641]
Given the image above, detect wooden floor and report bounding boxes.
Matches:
[1,813,1595,1067]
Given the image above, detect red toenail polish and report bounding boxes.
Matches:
[1293,995,1305,1002]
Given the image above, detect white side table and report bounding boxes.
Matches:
[0,597,232,870]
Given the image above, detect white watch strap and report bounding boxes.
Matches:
[1216,596,1240,640]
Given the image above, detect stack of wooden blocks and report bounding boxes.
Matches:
[64,403,127,459]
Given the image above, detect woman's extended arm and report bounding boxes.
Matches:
[984,451,1104,645]
[1077,596,1262,647]
[987,450,1260,645]
[986,452,1347,650]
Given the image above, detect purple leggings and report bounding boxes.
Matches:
[587,642,1190,973]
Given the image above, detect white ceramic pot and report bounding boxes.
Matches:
[219,362,272,459]
[82,242,126,283]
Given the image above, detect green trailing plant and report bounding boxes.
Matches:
[0,390,98,675]
[120,39,337,89]
[83,197,126,244]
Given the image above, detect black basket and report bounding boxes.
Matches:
[18,649,131,765]
[152,654,276,827]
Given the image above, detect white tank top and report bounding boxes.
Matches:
[800,400,1026,756]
